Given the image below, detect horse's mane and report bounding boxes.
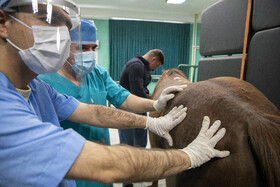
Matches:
[160,68,188,80]
[151,69,189,100]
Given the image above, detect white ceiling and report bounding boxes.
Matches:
[73,0,220,23]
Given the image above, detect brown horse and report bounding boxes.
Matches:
[149,69,280,187]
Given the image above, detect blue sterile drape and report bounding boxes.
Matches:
[109,20,191,81]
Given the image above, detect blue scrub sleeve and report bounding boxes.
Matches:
[0,85,85,186]
[41,80,80,121]
[97,66,130,108]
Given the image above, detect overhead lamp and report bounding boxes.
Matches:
[166,0,186,4]
[111,17,186,24]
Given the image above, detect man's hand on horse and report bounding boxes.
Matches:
[182,116,230,169]
[153,85,187,112]
[146,105,187,146]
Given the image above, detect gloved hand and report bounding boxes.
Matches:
[146,105,187,146]
[182,116,230,169]
[153,85,187,112]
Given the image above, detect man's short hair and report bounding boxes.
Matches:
[147,49,164,65]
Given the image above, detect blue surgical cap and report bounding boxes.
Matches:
[70,19,97,44]
[0,0,11,9]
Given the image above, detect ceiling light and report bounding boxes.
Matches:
[166,0,186,4]
[111,17,186,24]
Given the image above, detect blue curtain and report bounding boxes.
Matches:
[109,20,191,80]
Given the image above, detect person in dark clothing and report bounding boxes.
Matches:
[118,49,164,148]
[118,49,164,187]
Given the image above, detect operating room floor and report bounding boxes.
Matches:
[109,128,166,187]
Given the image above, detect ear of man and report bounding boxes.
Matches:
[0,10,9,39]
[151,56,157,62]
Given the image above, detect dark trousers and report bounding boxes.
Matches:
[118,113,147,187]
[118,128,147,187]
[118,128,147,147]
[118,112,148,148]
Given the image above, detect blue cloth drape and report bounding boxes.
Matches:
[109,20,191,80]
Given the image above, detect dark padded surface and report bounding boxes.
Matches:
[197,56,242,82]
[253,0,280,32]
[246,27,280,109]
[200,0,249,56]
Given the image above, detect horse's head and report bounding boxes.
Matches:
[151,69,191,100]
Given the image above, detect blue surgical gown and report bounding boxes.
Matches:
[0,72,85,187]
[39,65,130,187]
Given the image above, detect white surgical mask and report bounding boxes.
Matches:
[68,51,96,75]
[7,15,71,74]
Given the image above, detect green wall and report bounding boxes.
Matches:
[84,18,201,92]
[148,23,201,93]
[94,19,110,72]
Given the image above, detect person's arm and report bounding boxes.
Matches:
[65,140,190,184]
[119,94,155,113]
[65,116,230,184]
[120,85,188,113]
[95,65,153,113]
[68,102,147,129]
[68,103,187,146]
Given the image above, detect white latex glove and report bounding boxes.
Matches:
[146,105,187,146]
[153,85,187,112]
[182,116,230,169]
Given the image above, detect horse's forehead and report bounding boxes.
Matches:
[164,70,184,77]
